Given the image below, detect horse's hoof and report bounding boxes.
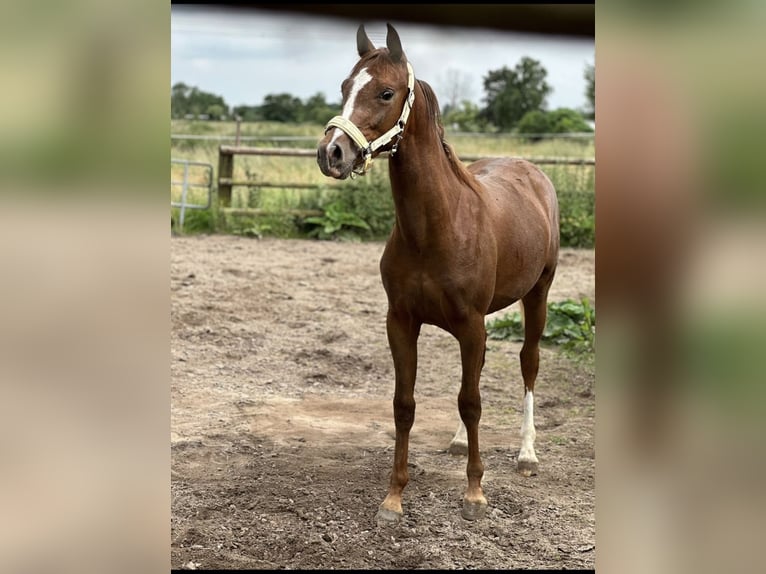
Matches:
[376,506,403,527]
[448,441,468,456]
[461,498,487,521]
[517,459,538,476]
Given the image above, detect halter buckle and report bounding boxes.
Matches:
[351,147,374,177]
[390,132,403,156]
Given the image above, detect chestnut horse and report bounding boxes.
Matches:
[317,24,560,524]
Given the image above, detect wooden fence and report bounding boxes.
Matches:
[216,145,595,207]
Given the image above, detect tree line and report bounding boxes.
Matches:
[172,57,594,134]
[171,83,340,124]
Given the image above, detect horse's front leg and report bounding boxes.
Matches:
[456,314,489,520]
[376,309,420,526]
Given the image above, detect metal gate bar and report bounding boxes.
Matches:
[171,159,213,231]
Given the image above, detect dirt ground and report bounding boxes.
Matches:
[171,236,595,570]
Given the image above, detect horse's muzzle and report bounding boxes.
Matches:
[317,134,359,180]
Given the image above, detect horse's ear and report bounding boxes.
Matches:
[386,23,403,63]
[357,24,375,57]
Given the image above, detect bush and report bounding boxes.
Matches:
[547,108,594,134]
[303,201,371,240]
[515,110,551,141]
[542,165,595,248]
[516,108,593,141]
[301,165,593,246]
[486,298,595,355]
[317,168,395,240]
[558,189,595,248]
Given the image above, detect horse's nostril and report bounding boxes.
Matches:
[330,144,343,162]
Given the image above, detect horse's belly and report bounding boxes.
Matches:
[487,294,520,315]
[488,254,548,313]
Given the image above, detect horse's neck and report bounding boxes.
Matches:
[386,110,463,249]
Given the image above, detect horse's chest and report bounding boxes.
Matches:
[381,256,493,324]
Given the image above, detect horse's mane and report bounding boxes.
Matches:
[416,78,483,195]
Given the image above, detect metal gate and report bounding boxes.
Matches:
[171,159,213,232]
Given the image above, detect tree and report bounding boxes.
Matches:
[584,62,595,119]
[171,82,191,118]
[481,57,552,131]
[260,93,303,122]
[206,104,226,121]
[232,105,262,122]
[171,82,229,120]
[302,92,341,125]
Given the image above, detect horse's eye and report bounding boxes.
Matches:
[380,89,395,101]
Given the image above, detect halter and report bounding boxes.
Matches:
[324,62,415,177]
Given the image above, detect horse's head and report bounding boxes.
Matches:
[317,23,415,180]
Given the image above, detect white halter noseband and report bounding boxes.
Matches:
[324,62,415,176]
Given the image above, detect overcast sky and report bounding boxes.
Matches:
[171,6,594,112]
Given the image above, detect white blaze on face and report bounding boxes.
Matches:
[329,67,373,145]
[519,390,538,463]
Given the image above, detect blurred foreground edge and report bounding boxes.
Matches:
[214,3,595,38]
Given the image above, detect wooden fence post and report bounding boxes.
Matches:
[217,147,233,207]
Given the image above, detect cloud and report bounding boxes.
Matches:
[171,8,594,110]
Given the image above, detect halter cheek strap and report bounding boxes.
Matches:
[324,62,415,176]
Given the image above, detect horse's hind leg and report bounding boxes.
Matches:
[518,271,555,476]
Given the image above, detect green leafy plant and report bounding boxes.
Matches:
[303,201,372,240]
[232,222,271,239]
[486,298,595,354]
[328,169,395,239]
[222,212,273,239]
